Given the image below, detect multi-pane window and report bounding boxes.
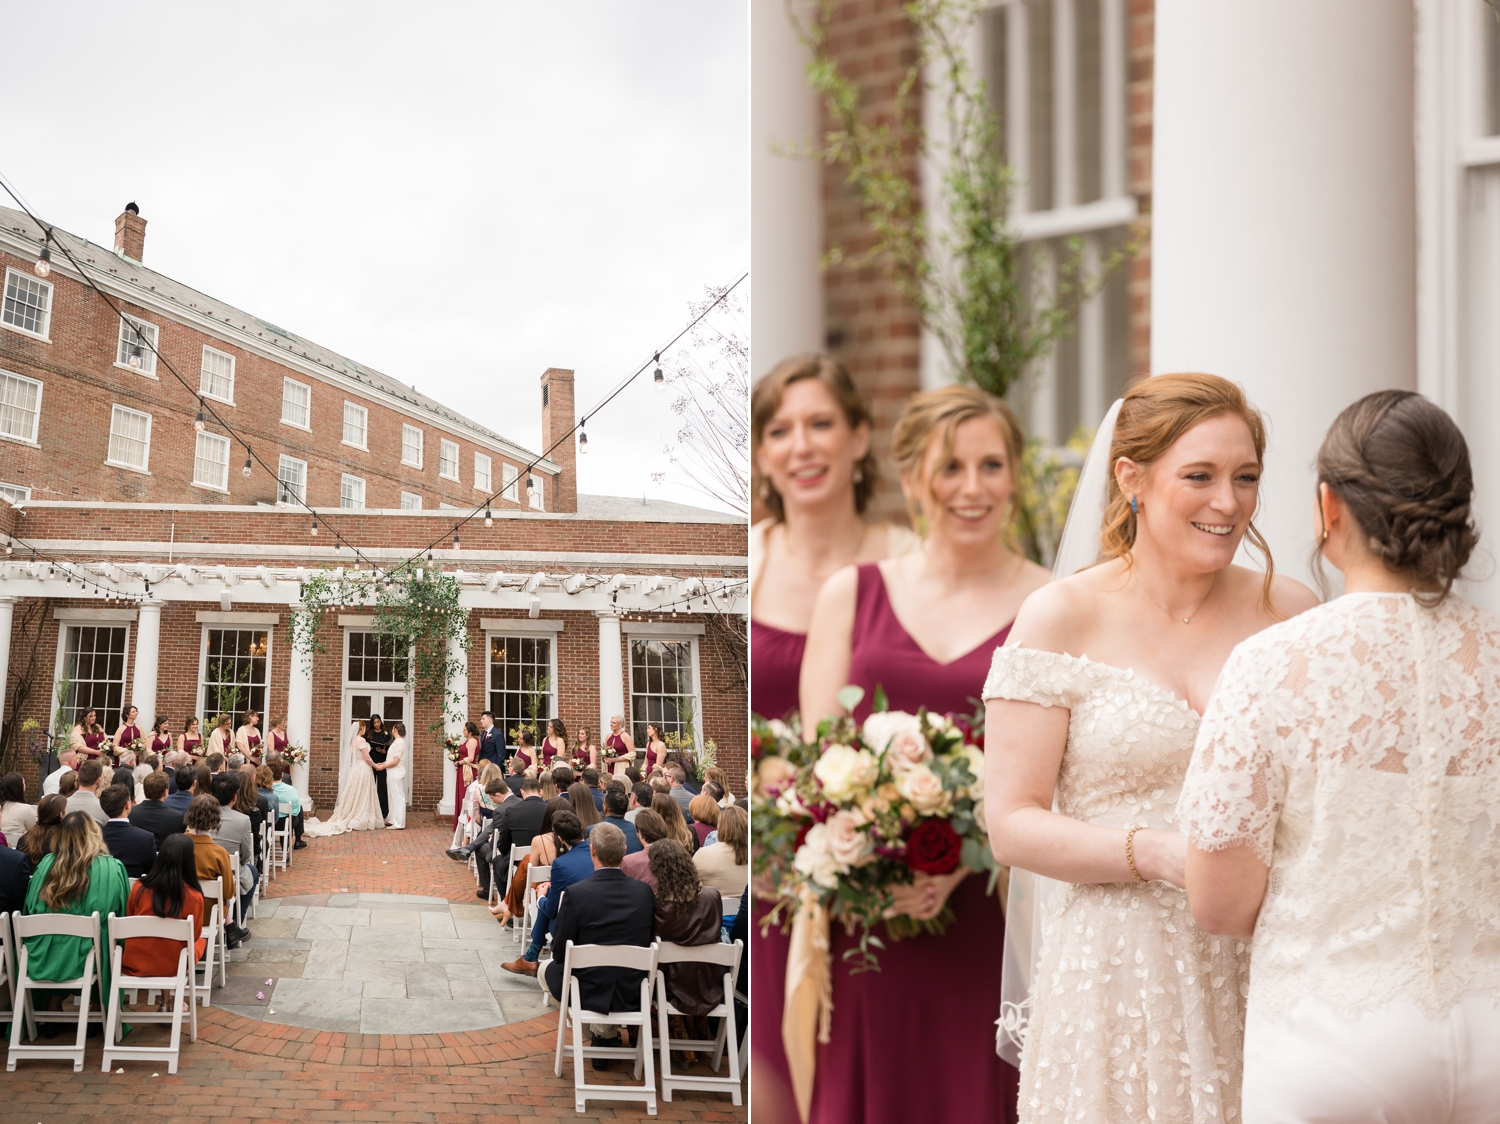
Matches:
[116,316,158,375]
[200,346,235,403]
[282,379,311,428]
[400,491,422,510]
[488,635,554,745]
[348,631,405,683]
[502,463,518,502]
[2,269,52,338]
[342,402,368,449]
[278,455,307,504]
[474,453,492,492]
[0,481,30,504]
[200,628,269,728]
[107,404,152,470]
[341,473,365,509]
[0,370,42,443]
[402,424,423,467]
[629,638,696,746]
[530,475,544,511]
[60,625,129,729]
[193,431,230,490]
[439,439,459,480]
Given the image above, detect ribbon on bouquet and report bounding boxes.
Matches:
[782,889,833,1124]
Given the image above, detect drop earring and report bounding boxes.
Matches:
[853,465,864,484]
[1130,495,1139,515]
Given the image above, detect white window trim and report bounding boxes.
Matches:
[439,438,461,481]
[1,267,54,343]
[49,619,133,733]
[0,480,32,503]
[402,424,424,469]
[341,472,366,510]
[105,403,153,474]
[278,454,308,505]
[113,314,159,379]
[0,368,44,447]
[501,463,519,502]
[199,345,236,406]
[281,377,312,432]
[197,623,274,725]
[474,452,492,493]
[191,430,231,494]
[485,628,560,729]
[624,632,702,745]
[400,491,423,510]
[342,628,415,687]
[342,401,369,451]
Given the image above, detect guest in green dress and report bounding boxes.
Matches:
[23,811,130,1009]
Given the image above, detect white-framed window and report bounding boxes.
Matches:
[975,0,1133,445]
[346,630,408,685]
[627,634,701,747]
[199,345,235,404]
[116,315,158,376]
[193,430,230,491]
[341,472,365,509]
[281,378,311,429]
[487,633,557,744]
[530,474,544,511]
[400,491,422,510]
[0,369,43,444]
[199,627,269,728]
[474,452,492,492]
[58,624,130,729]
[342,402,368,450]
[502,463,518,502]
[278,454,307,504]
[2,268,52,339]
[106,404,152,471]
[0,481,30,504]
[402,424,423,468]
[439,438,460,480]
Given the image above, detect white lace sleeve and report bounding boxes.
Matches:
[1179,644,1284,866]
[982,647,1079,709]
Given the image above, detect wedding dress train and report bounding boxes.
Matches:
[304,723,386,837]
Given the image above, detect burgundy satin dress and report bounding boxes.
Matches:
[811,563,1018,1124]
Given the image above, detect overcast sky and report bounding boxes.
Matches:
[1,1,747,512]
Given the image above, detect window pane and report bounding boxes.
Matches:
[61,625,130,728]
[0,372,40,442]
[2,271,51,336]
[109,405,151,469]
[194,432,229,489]
[200,347,234,402]
[487,631,554,745]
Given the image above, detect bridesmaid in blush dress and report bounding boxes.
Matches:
[800,385,1051,1124]
[749,355,916,1123]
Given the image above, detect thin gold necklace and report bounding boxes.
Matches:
[1137,572,1217,625]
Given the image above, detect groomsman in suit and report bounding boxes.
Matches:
[100,784,158,878]
[477,711,507,771]
[131,771,186,845]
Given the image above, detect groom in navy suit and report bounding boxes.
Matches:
[477,711,508,771]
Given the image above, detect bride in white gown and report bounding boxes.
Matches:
[304,720,386,837]
[982,374,1318,1123]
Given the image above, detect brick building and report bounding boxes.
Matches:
[0,204,748,813]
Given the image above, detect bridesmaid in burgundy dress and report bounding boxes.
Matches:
[148,715,173,757]
[749,355,915,1123]
[178,716,204,761]
[266,716,290,760]
[113,705,143,757]
[800,385,1050,1124]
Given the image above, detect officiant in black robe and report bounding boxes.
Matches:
[366,714,392,818]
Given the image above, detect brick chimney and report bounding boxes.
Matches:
[540,367,578,513]
[114,202,146,261]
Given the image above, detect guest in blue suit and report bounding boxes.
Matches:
[500,809,591,976]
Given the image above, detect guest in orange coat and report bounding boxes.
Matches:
[122,833,207,985]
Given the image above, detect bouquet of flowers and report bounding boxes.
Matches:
[443,734,465,764]
[752,687,999,970]
[283,744,308,766]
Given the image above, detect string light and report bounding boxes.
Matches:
[33,242,51,278]
[195,401,206,432]
[311,520,318,536]
[653,352,664,392]
[578,426,588,453]
[484,507,493,528]
[242,450,253,477]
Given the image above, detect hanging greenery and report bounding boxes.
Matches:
[291,564,470,743]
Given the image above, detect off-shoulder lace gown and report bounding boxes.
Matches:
[304,738,386,836]
[985,647,1249,1124]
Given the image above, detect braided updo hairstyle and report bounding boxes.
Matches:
[1316,391,1478,604]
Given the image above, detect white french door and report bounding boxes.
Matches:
[342,629,413,808]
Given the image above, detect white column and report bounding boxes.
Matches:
[597,612,625,740]
[131,600,162,726]
[439,633,467,817]
[286,607,314,805]
[0,597,14,742]
[1151,0,1417,581]
[751,0,824,375]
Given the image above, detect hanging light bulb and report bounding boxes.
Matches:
[526,476,536,499]
[310,520,319,536]
[653,352,664,391]
[453,533,460,551]
[4,537,12,555]
[578,427,588,454]
[195,402,206,432]
[484,507,493,528]
[33,243,51,278]
[242,451,253,477]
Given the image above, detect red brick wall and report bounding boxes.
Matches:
[0,248,558,511]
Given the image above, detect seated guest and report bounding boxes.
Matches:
[225,752,246,771]
[704,766,736,807]
[234,766,270,861]
[206,751,226,777]
[23,812,130,1001]
[461,774,548,912]
[1,770,37,847]
[211,774,258,921]
[0,830,31,915]
[649,839,725,1015]
[652,792,697,853]
[111,756,138,793]
[490,791,568,923]
[100,783,157,878]
[588,788,642,854]
[133,754,158,802]
[551,764,575,792]
[122,834,207,999]
[166,764,208,817]
[501,810,591,976]
[66,759,109,826]
[446,778,512,899]
[268,760,306,849]
[567,782,602,830]
[621,809,667,889]
[41,750,79,797]
[625,782,654,826]
[475,762,506,822]
[255,765,280,825]
[16,794,66,867]
[694,804,748,901]
[539,822,656,1050]
[131,771,186,845]
[580,767,605,812]
[57,771,80,799]
[665,764,696,822]
[688,792,719,848]
[184,794,247,948]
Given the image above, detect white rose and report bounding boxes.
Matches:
[861,711,923,755]
[896,762,953,816]
[824,809,872,867]
[814,744,879,803]
[755,755,798,797]
[925,711,948,732]
[883,727,932,775]
[767,719,792,741]
[958,744,986,798]
[972,795,988,835]
[794,823,844,889]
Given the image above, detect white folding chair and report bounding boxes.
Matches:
[270,816,292,876]
[654,939,744,1105]
[504,844,529,931]
[720,895,742,940]
[196,883,227,998]
[102,912,198,1073]
[0,912,30,1043]
[523,864,551,939]
[7,912,105,1072]
[552,940,659,1116]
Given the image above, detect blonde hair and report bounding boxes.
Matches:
[891,384,1026,534]
[478,762,503,791]
[40,813,110,910]
[715,805,749,866]
[1101,373,1276,609]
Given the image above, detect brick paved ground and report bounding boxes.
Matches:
[0,816,748,1122]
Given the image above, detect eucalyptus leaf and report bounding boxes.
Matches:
[836,684,866,712]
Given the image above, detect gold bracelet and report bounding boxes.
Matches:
[1125,825,1148,884]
